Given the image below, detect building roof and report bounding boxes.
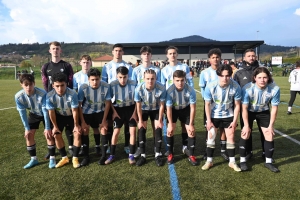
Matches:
[93,55,113,61]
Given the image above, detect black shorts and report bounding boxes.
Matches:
[113,105,137,128]
[83,112,104,129]
[28,113,45,129]
[211,117,233,129]
[248,110,270,128]
[169,106,191,125]
[142,110,159,121]
[56,113,74,132]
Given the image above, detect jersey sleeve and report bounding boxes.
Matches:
[128,65,133,80]
[77,86,84,102]
[156,69,161,83]
[101,66,108,83]
[71,93,79,108]
[203,86,212,101]
[160,70,166,86]
[134,87,141,102]
[131,69,137,82]
[160,88,166,102]
[166,92,173,107]
[41,63,49,91]
[105,85,111,100]
[199,72,206,97]
[73,75,78,91]
[190,89,197,104]
[241,88,250,105]
[15,97,30,130]
[234,85,242,101]
[41,95,51,130]
[271,88,280,106]
[46,95,55,110]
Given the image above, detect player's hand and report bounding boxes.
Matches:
[44,129,52,139]
[206,121,214,132]
[188,124,195,136]
[167,124,174,137]
[241,126,251,139]
[155,120,163,129]
[266,126,275,136]
[100,120,108,131]
[52,127,61,137]
[138,121,145,129]
[130,113,138,123]
[24,130,33,139]
[81,121,89,134]
[112,111,120,120]
[228,121,237,129]
[73,125,82,135]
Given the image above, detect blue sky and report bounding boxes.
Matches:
[0,0,299,46]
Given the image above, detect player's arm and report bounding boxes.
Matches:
[136,102,144,129]
[41,64,49,91]
[165,92,174,135]
[101,66,108,82]
[230,100,240,129]
[188,103,196,136]
[41,95,52,139]
[67,63,74,89]
[241,104,250,138]
[268,88,280,135]
[205,101,213,131]
[48,109,60,135]
[199,72,206,98]
[72,107,81,133]
[130,104,138,122]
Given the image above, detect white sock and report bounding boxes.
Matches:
[207,157,213,162]
[129,154,133,157]
[69,146,72,149]
[288,107,292,112]
[50,156,55,159]
[240,157,246,162]
[31,156,37,160]
[266,157,272,163]
[155,152,160,157]
[141,154,146,158]
[229,157,235,163]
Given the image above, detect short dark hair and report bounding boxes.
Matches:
[229,62,236,66]
[19,74,35,84]
[81,55,91,61]
[49,41,61,47]
[252,67,273,84]
[173,70,186,78]
[165,46,178,54]
[113,43,124,50]
[140,46,152,54]
[216,64,233,76]
[87,68,101,77]
[51,72,67,83]
[116,66,128,75]
[208,48,222,58]
[144,69,156,76]
[296,60,300,68]
[244,49,255,54]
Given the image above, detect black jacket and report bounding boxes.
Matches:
[233,60,259,88]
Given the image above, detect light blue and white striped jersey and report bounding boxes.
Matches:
[46,87,79,116]
[102,60,133,84]
[15,87,51,130]
[134,81,166,110]
[110,79,137,107]
[78,81,111,114]
[161,62,193,89]
[166,83,196,110]
[73,71,88,91]
[204,79,241,118]
[242,82,280,112]
[199,67,218,97]
[132,64,161,85]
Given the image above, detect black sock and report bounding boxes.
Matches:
[182,132,188,146]
[65,128,73,147]
[111,145,116,156]
[264,140,274,158]
[73,146,80,157]
[124,125,130,146]
[138,127,147,154]
[246,133,253,154]
[206,147,214,158]
[239,138,247,157]
[101,134,108,157]
[155,128,162,153]
[226,143,235,157]
[48,145,55,156]
[129,144,135,154]
[82,135,89,157]
[94,134,100,146]
[220,140,226,152]
[58,147,67,157]
[260,130,265,152]
[167,136,174,154]
[188,137,196,156]
[107,126,113,146]
[27,144,36,157]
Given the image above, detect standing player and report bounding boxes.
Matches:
[287,61,300,114]
[15,74,56,169]
[161,46,193,156]
[134,69,166,166]
[239,67,280,172]
[104,67,137,165]
[233,49,263,160]
[199,48,228,161]
[131,46,161,157]
[102,44,133,155]
[202,65,241,172]
[41,41,74,159]
[77,68,111,166]
[46,72,82,168]
[73,55,92,92]
[166,70,197,166]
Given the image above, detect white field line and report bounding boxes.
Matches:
[0,106,15,111]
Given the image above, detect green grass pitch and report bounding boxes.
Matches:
[0,77,299,200]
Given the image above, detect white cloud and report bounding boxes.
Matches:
[295,8,300,16]
[0,0,299,46]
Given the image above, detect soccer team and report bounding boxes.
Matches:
[15,41,280,173]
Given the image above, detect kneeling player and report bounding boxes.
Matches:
[104,67,138,165]
[15,74,55,169]
[78,68,111,166]
[239,67,280,172]
[202,64,241,172]
[46,72,82,168]
[134,69,166,166]
[166,70,197,166]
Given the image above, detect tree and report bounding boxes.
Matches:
[31,55,44,67]
[20,60,32,68]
